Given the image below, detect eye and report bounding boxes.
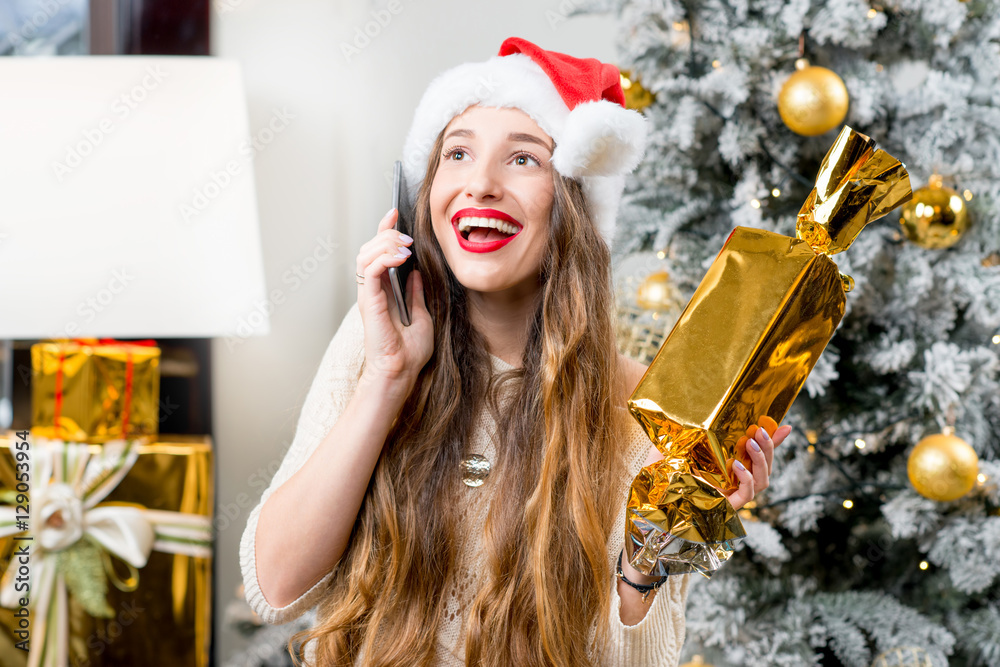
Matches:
[513,152,541,167]
[442,147,466,161]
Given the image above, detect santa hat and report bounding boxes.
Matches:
[401,37,648,244]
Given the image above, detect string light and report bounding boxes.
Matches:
[919,561,929,570]
[656,250,666,260]
[855,438,867,450]
[771,187,781,197]
[992,334,1000,345]
[963,189,973,201]
[867,8,878,18]
[750,199,761,209]
[712,59,722,69]
[875,63,884,72]
[764,412,992,513]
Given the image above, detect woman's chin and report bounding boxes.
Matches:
[452,271,540,299]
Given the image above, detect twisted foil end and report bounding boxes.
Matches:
[795,126,912,256]
[625,462,746,578]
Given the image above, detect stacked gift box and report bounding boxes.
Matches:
[0,339,213,667]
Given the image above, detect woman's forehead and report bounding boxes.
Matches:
[444,105,552,145]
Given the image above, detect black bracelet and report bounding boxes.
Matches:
[616,550,667,603]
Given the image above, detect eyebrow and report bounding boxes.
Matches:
[443,128,554,153]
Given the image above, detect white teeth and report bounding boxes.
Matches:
[456,217,520,236]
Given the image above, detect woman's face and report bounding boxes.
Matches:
[429,105,555,300]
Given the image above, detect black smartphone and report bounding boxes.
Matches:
[388,160,416,326]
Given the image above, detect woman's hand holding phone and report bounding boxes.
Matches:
[355,208,434,392]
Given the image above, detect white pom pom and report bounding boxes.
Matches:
[551,100,648,178]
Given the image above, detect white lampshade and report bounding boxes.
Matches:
[0,56,269,339]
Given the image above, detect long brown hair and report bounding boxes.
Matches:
[292,124,629,667]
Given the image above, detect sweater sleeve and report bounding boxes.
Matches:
[600,572,692,666]
[597,410,693,666]
[239,302,366,625]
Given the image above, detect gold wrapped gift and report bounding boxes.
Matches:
[0,434,213,667]
[626,127,911,577]
[32,340,161,443]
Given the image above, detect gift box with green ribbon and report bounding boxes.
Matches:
[0,434,213,667]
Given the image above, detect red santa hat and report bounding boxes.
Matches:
[401,36,648,244]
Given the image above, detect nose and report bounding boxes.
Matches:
[464,155,503,201]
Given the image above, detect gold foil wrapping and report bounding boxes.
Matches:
[0,435,213,667]
[31,341,161,443]
[625,127,911,577]
[795,125,912,256]
[626,466,745,576]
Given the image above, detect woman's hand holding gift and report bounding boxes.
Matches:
[723,416,792,511]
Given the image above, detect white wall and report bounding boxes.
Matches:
[210,0,619,661]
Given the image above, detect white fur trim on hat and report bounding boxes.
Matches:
[401,53,647,243]
[550,100,648,179]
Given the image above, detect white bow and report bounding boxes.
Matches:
[0,438,212,667]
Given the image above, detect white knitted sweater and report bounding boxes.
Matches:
[240,303,691,666]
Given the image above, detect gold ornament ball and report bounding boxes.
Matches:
[778,65,850,136]
[636,270,682,311]
[907,433,979,502]
[899,178,970,249]
[871,646,932,667]
[620,69,656,111]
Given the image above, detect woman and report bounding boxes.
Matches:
[241,37,790,667]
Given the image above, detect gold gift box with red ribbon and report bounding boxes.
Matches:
[31,339,160,443]
[0,433,213,667]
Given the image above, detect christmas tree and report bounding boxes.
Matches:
[584,0,1000,665]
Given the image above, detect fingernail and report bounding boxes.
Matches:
[749,438,761,453]
[734,460,747,472]
[385,207,395,218]
[394,246,411,257]
[398,233,413,244]
[756,426,770,442]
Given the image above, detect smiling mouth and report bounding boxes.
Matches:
[455,217,521,243]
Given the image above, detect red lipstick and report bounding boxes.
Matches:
[451,208,522,254]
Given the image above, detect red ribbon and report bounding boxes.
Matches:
[53,352,65,437]
[122,352,134,437]
[52,338,158,439]
[72,338,158,347]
